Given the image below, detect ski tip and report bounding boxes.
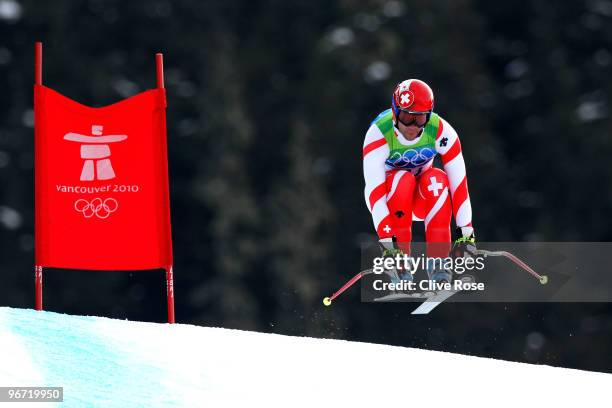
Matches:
[323,297,332,307]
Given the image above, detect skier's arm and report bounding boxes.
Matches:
[435,118,474,238]
[363,124,394,239]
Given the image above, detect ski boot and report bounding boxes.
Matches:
[379,238,413,285]
[425,257,452,283]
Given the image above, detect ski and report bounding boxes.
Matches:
[410,290,459,314]
[372,288,459,314]
[373,292,426,301]
[372,274,475,314]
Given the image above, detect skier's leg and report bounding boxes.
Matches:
[414,167,453,281]
[385,169,416,254]
[380,169,418,285]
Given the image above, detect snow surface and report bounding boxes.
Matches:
[0,307,610,407]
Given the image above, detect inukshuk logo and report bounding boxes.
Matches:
[63,125,127,181]
[64,125,127,220]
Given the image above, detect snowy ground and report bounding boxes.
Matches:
[0,307,610,407]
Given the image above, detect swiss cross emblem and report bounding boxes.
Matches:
[398,90,414,109]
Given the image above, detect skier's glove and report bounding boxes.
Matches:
[452,227,477,258]
[379,237,404,258]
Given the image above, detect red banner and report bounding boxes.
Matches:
[34,85,173,270]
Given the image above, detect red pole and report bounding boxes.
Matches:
[165,266,175,323]
[157,53,172,323]
[34,42,43,311]
[35,42,42,85]
[35,266,43,311]
[156,53,164,89]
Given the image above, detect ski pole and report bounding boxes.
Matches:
[475,249,548,284]
[323,269,372,306]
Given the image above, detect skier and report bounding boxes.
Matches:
[363,79,476,283]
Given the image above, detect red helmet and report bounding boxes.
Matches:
[391,79,434,123]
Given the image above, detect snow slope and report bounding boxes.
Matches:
[0,307,609,407]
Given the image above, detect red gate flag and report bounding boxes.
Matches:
[34,65,173,271]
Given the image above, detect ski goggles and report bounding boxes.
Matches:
[397,110,431,127]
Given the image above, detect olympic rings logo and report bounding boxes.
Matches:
[74,198,119,219]
[387,147,435,168]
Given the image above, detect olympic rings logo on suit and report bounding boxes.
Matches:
[74,197,119,219]
[387,147,435,168]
